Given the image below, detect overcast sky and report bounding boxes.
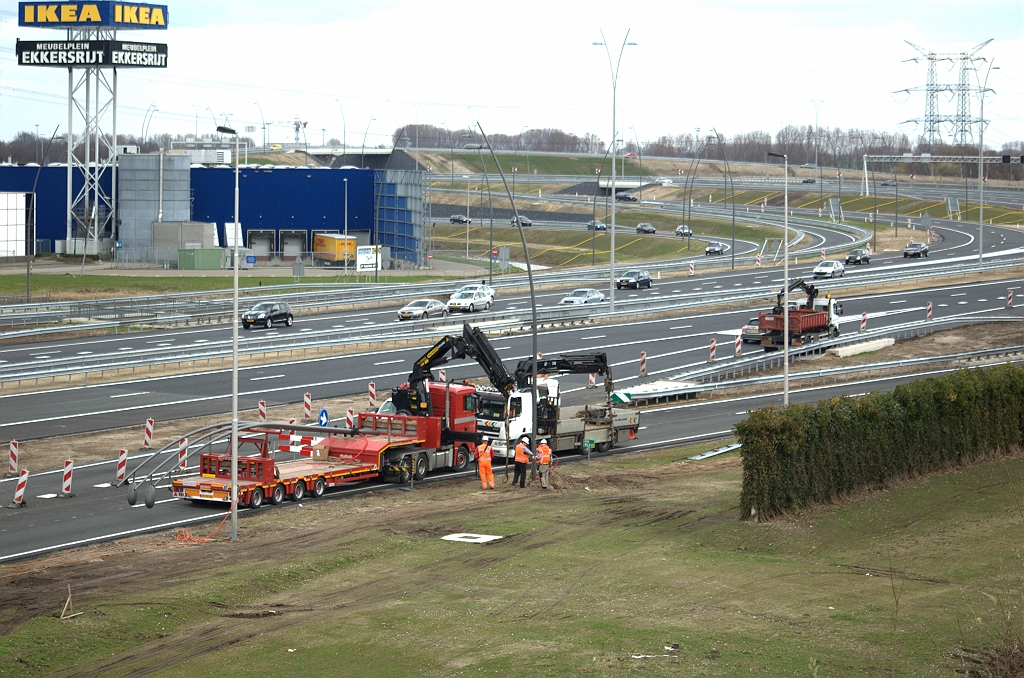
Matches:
[1,0,1021,150]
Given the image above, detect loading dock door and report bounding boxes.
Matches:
[281,231,306,261]
[247,230,274,260]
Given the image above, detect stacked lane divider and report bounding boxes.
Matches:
[709,339,717,362]
[639,351,647,378]
[178,438,188,470]
[588,373,596,388]
[303,392,312,420]
[7,440,17,477]
[860,313,868,332]
[113,448,127,485]
[735,334,742,357]
[7,469,28,508]
[142,418,154,450]
[926,302,933,321]
[258,400,267,423]
[58,459,74,498]
[368,382,376,410]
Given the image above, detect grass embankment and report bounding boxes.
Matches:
[2,444,1023,675]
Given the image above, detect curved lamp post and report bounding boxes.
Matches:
[767,152,789,406]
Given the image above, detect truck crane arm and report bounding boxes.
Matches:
[774,278,818,312]
[514,353,614,393]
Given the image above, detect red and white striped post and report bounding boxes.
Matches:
[368,382,376,409]
[755,255,761,268]
[302,392,312,420]
[438,369,446,383]
[735,334,742,357]
[1008,290,1014,309]
[59,459,74,498]
[345,408,355,428]
[820,249,826,261]
[178,437,187,470]
[588,373,596,388]
[258,400,267,423]
[926,301,933,320]
[688,262,694,276]
[860,312,867,332]
[709,339,717,362]
[142,419,154,449]
[8,440,17,477]
[639,351,647,378]
[114,448,127,484]
[9,469,28,508]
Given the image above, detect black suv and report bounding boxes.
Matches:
[450,214,471,224]
[846,248,871,265]
[636,223,656,234]
[616,269,652,289]
[510,215,533,227]
[242,301,294,329]
[615,192,638,202]
[586,220,607,231]
[903,243,929,258]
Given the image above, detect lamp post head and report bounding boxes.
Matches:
[217,125,236,135]
[767,152,786,160]
[464,143,483,150]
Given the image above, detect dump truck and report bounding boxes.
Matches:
[312,233,356,267]
[759,278,843,349]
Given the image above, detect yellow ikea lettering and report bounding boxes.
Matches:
[149,7,164,25]
[23,5,34,21]
[78,4,100,21]
[138,6,148,22]
[114,4,121,21]
[60,5,77,21]
[123,5,137,22]
[38,5,59,22]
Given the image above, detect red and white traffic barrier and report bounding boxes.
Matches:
[59,459,74,497]
[820,249,826,261]
[438,369,446,382]
[8,469,28,508]
[258,400,267,423]
[142,419,154,449]
[178,437,187,470]
[755,255,761,268]
[688,262,695,276]
[709,339,717,362]
[860,312,867,332]
[8,440,17,477]
[735,334,742,358]
[1008,290,1014,309]
[303,392,312,420]
[114,448,127,484]
[926,301,933,320]
[639,351,647,377]
[588,373,596,388]
[369,382,377,409]
[345,408,355,428]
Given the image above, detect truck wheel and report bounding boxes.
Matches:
[398,457,412,484]
[248,487,264,509]
[454,445,470,471]
[292,480,306,501]
[414,454,428,481]
[270,483,286,505]
[595,441,611,453]
[312,477,326,498]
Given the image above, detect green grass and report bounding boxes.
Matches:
[3,444,1022,676]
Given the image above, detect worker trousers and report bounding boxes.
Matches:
[538,462,550,489]
[479,460,494,489]
[513,461,528,488]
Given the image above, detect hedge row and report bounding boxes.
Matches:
[736,364,1024,519]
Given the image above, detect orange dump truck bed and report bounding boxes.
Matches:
[758,308,828,334]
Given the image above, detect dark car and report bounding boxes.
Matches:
[846,248,871,265]
[904,242,929,258]
[636,223,656,234]
[241,301,294,329]
[801,178,816,184]
[510,215,533,227]
[705,242,725,255]
[881,180,896,187]
[586,220,607,231]
[616,269,652,290]
[615,192,638,202]
[450,214,471,224]
[675,224,692,237]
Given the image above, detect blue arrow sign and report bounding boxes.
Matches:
[318,408,329,427]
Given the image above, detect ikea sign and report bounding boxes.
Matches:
[19,3,168,28]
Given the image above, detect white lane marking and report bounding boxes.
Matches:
[300,328,313,332]
[146,340,169,344]
[93,483,115,488]
[670,325,693,330]
[951,293,966,297]
[735,411,747,415]
[31,352,58,356]
[938,303,949,307]
[889,300,907,304]
[36,493,58,499]
[33,355,51,360]
[110,391,150,399]
[374,359,404,366]
[978,299,988,302]
[251,374,285,381]
[131,498,179,508]
[118,347,133,351]
[581,335,606,340]
[77,351,93,355]
[958,301,969,305]
[193,339,209,343]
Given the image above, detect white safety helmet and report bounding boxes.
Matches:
[481,436,489,443]
[540,439,548,444]
[521,436,530,443]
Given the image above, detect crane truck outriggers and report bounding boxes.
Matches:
[758,278,843,350]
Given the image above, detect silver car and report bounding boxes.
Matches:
[559,288,606,305]
[398,299,449,320]
[447,290,492,313]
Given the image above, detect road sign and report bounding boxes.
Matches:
[678,169,684,175]
[245,255,256,264]
[595,168,601,174]
[513,167,518,173]
[318,408,329,427]
[114,240,122,249]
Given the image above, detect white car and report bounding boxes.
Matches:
[451,283,495,304]
[559,288,606,305]
[812,260,845,279]
[447,290,492,313]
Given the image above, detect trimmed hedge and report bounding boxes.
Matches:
[736,364,1024,519]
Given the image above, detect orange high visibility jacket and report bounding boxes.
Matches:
[514,442,531,463]
[536,444,552,464]
[477,443,493,463]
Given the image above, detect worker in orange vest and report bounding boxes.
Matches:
[513,436,532,488]
[536,438,552,490]
[477,437,495,490]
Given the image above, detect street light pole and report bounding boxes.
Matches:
[217,125,240,541]
[334,98,346,157]
[768,152,789,406]
[594,29,636,312]
[976,58,997,265]
[343,177,348,271]
[254,102,265,149]
[361,116,375,168]
[630,125,642,202]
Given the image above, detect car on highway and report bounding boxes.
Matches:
[812,260,845,279]
[740,317,764,344]
[586,220,607,231]
[615,269,653,290]
[705,242,725,255]
[675,224,692,237]
[846,248,871,265]
[881,180,896,187]
[904,242,929,258]
[447,290,492,313]
[801,178,816,184]
[615,192,638,202]
[241,301,294,329]
[451,283,495,304]
[624,152,638,158]
[397,299,449,320]
[636,223,656,234]
[450,214,471,224]
[559,288,605,305]
[510,215,533,227]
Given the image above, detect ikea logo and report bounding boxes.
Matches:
[19,2,168,28]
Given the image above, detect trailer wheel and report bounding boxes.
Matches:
[414,454,428,481]
[292,480,306,501]
[312,477,326,498]
[270,483,286,505]
[398,457,412,484]
[248,487,264,509]
[454,445,470,471]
